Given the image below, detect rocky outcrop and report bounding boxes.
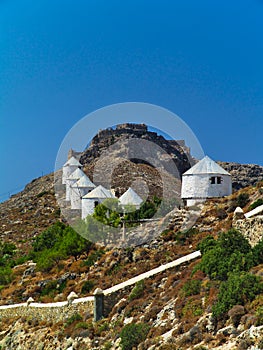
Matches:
[233,216,263,246]
[80,123,193,178]
[219,161,263,191]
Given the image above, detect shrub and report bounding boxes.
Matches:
[0,266,13,285]
[81,280,94,294]
[237,193,250,208]
[83,249,105,267]
[120,323,150,350]
[59,226,93,260]
[75,321,92,329]
[40,280,57,296]
[249,198,263,211]
[195,229,252,281]
[182,280,201,297]
[175,228,199,245]
[212,272,263,318]
[228,305,245,327]
[66,313,82,326]
[103,341,112,350]
[128,280,145,301]
[256,307,263,326]
[197,236,216,254]
[36,249,65,272]
[36,190,49,198]
[252,239,263,265]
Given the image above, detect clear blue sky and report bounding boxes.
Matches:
[1,0,262,201]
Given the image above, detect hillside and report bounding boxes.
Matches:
[0,182,262,349]
[0,124,263,349]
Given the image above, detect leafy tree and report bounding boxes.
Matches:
[59,226,93,260]
[36,248,65,272]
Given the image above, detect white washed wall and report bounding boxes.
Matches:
[71,187,92,210]
[62,165,79,184]
[65,178,78,201]
[82,198,96,219]
[181,174,232,200]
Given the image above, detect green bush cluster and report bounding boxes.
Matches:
[120,322,150,350]
[40,279,66,297]
[81,280,94,294]
[213,272,263,318]
[65,313,82,326]
[196,229,252,281]
[195,229,263,318]
[249,198,263,211]
[31,222,93,272]
[175,228,199,245]
[93,197,162,227]
[182,279,201,297]
[236,193,250,208]
[83,249,105,267]
[0,240,22,286]
[128,280,145,301]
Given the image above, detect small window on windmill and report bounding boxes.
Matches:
[94,201,99,207]
[217,176,222,184]
[210,176,216,184]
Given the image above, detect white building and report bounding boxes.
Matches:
[66,168,85,201]
[119,187,143,210]
[62,156,82,184]
[70,175,96,210]
[81,185,116,219]
[181,156,232,206]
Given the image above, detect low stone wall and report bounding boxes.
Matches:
[0,298,94,323]
[0,251,201,323]
[234,216,263,246]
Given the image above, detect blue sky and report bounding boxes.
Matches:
[0,0,262,201]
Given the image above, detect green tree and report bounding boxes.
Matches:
[59,226,93,260]
[32,221,65,252]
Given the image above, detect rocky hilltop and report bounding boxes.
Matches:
[79,123,192,175]
[77,123,263,193]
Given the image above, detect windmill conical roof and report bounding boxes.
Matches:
[82,185,116,199]
[67,168,85,180]
[63,156,82,167]
[119,188,143,206]
[183,156,230,176]
[71,174,96,188]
